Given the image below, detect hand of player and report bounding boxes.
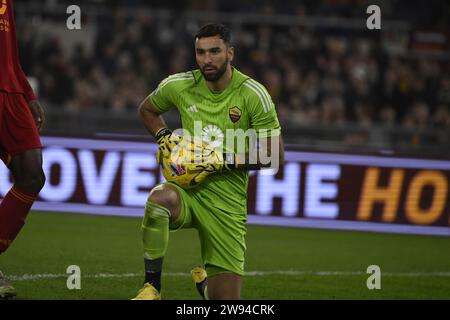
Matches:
[155,128,183,159]
[186,139,237,173]
[155,128,194,188]
[155,127,185,180]
[156,131,237,189]
[169,137,237,188]
[28,100,45,132]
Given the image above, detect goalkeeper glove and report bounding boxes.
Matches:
[155,127,182,159]
[179,139,238,187]
[155,130,238,189]
[190,142,238,173]
[155,128,195,188]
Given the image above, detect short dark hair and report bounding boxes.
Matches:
[194,23,231,46]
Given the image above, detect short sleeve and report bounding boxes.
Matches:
[148,76,177,113]
[149,72,195,113]
[244,79,281,138]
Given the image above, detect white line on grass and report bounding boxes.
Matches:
[8,271,450,281]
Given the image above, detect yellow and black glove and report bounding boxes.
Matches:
[155,128,237,189]
[155,127,182,159]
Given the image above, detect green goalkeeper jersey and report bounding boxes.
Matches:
[149,67,281,214]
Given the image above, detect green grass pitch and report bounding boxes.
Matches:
[0,211,449,300]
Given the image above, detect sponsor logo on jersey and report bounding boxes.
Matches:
[229,106,242,123]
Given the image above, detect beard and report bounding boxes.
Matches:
[201,60,228,82]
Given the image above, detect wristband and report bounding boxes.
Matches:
[155,127,172,143]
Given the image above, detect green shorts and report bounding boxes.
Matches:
[166,182,247,277]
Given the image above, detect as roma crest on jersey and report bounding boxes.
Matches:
[229,106,242,123]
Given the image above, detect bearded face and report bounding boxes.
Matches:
[200,58,228,81]
[195,36,234,83]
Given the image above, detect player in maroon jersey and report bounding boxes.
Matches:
[0,0,46,299]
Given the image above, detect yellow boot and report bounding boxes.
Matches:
[191,266,207,299]
[131,283,161,300]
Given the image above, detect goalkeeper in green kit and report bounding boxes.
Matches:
[132,23,284,300]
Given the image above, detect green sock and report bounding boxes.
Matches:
[141,201,170,262]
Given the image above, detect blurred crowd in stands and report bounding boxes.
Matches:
[15,0,450,131]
